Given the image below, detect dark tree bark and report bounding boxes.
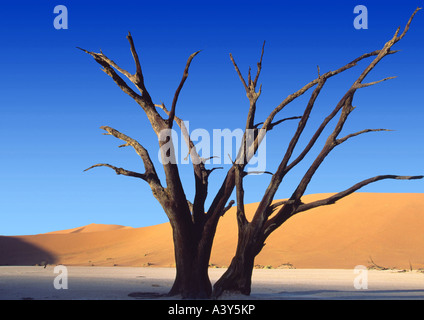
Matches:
[80,8,422,299]
[79,34,218,298]
[212,7,422,297]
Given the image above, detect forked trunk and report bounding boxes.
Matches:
[212,225,264,298]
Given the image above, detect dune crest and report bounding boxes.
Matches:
[45,223,133,234]
[0,193,423,269]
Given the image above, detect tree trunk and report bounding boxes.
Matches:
[167,220,213,299]
[212,224,264,298]
[168,256,211,299]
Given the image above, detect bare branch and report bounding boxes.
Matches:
[288,72,397,201]
[229,53,248,91]
[221,200,235,217]
[242,171,273,177]
[155,103,215,224]
[356,76,397,89]
[295,175,424,213]
[253,41,266,88]
[260,49,399,132]
[229,43,267,170]
[125,32,154,105]
[368,257,391,271]
[126,32,143,79]
[251,78,327,227]
[268,200,296,213]
[206,10,422,261]
[79,36,168,138]
[206,167,224,177]
[206,48,395,229]
[77,47,155,116]
[262,8,421,233]
[84,163,147,180]
[76,47,132,79]
[255,116,302,130]
[336,129,394,145]
[96,125,171,201]
[243,44,265,131]
[100,126,159,177]
[80,32,150,103]
[118,142,130,148]
[354,9,420,87]
[155,103,202,165]
[289,97,354,202]
[280,77,327,168]
[168,51,201,128]
[201,156,219,164]
[290,9,420,201]
[397,7,422,40]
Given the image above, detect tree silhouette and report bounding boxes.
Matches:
[80,7,422,298]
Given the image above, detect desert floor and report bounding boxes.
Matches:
[1,266,424,300]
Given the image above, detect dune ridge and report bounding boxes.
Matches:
[0,193,423,270]
[45,223,133,234]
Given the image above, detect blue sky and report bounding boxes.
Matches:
[0,0,423,235]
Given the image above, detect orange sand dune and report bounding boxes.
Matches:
[0,193,423,269]
[45,223,133,234]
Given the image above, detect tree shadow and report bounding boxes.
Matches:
[0,236,57,266]
[128,292,168,299]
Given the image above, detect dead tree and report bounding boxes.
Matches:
[79,40,218,298]
[212,8,423,297]
[80,8,422,299]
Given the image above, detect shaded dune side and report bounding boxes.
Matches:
[0,224,173,267]
[0,193,423,269]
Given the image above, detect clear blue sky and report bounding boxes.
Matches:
[0,0,423,235]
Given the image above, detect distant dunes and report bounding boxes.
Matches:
[44,223,133,234]
[1,193,423,270]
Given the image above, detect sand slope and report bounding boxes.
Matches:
[1,193,423,269]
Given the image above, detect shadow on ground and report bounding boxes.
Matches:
[0,236,56,266]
